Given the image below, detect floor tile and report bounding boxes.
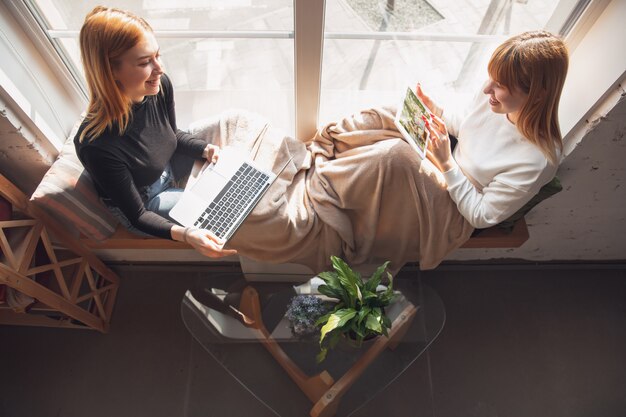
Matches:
[421,266,626,417]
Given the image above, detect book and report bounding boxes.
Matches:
[394,87,433,159]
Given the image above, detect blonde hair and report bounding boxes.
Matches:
[78,6,153,142]
[488,30,569,164]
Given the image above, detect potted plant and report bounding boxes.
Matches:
[285,294,332,337]
[315,256,395,362]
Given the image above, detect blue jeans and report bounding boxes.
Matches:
[104,164,184,237]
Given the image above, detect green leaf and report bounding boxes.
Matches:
[381,326,389,337]
[314,311,333,327]
[381,314,392,331]
[365,313,382,334]
[361,291,378,304]
[331,257,360,306]
[328,330,341,349]
[318,271,352,305]
[317,284,343,300]
[376,274,396,307]
[385,271,394,291]
[316,347,328,363]
[317,272,346,299]
[319,309,357,344]
[364,261,390,292]
[317,272,341,292]
[331,257,357,284]
[318,271,335,280]
[357,306,372,326]
[317,271,339,286]
[353,326,364,339]
[355,284,363,304]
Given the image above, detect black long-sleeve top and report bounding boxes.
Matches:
[74,74,206,239]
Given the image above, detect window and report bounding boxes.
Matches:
[320,0,575,124]
[16,0,598,140]
[26,0,295,133]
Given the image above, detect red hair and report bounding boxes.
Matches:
[78,6,153,142]
[488,31,569,164]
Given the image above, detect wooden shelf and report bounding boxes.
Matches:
[81,225,190,250]
[0,174,120,333]
[82,218,530,252]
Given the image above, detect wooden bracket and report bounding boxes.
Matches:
[237,286,418,417]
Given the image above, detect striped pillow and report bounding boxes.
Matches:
[30,124,118,241]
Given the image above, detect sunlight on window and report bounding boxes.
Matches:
[28,0,579,134]
[30,0,295,131]
[320,0,562,124]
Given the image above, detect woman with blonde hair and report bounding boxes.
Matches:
[74,6,236,258]
[419,30,569,229]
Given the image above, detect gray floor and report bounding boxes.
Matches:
[1,263,625,417]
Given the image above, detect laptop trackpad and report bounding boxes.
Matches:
[189,165,229,202]
[169,191,206,226]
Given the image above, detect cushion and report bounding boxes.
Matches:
[495,176,563,233]
[30,125,118,241]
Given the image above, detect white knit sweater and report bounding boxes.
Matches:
[442,92,558,229]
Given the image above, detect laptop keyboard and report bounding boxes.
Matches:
[193,163,270,239]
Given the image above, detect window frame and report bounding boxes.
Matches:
[2,0,618,151]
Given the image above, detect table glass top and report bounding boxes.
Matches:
[181,273,445,417]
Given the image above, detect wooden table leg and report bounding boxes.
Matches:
[387,304,419,351]
[310,304,418,417]
[238,286,334,404]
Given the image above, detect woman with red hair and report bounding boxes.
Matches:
[420,30,569,229]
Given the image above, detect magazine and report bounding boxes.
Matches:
[394,87,433,159]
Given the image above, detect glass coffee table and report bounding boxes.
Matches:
[181,273,445,417]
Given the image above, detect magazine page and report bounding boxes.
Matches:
[394,87,432,159]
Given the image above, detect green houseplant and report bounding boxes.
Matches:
[315,256,395,362]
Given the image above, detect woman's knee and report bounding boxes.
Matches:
[380,138,418,166]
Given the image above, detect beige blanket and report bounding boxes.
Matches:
[190,108,473,272]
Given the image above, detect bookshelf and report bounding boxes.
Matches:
[0,174,119,332]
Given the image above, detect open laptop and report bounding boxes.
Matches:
[169,146,289,242]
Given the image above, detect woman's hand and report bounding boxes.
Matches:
[188,228,238,258]
[175,226,238,258]
[424,113,454,172]
[416,83,443,118]
[202,144,220,163]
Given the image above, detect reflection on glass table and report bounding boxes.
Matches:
[181,273,445,417]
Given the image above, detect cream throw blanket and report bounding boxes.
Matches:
[190,108,473,272]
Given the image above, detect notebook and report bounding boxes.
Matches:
[169,146,287,242]
[394,86,433,159]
